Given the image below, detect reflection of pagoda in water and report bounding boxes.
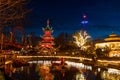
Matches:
[95,33,120,57]
[39,19,54,54]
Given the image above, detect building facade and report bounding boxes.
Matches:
[95,33,120,57]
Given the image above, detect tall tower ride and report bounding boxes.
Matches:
[81,14,88,30]
[40,19,54,54]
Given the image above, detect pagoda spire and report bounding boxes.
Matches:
[47,19,50,26]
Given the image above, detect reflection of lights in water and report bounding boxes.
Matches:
[65,61,92,70]
[108,68,120,74]
[52,61,61,63]
[20,66,24,71]
[76,72,85,80]
[28,60,120,79]
[28,60,51,65]
[101,68,120,80]
[29,60,92,70]
[40,65,54,80]
[0,71,5,80]
[98,68,101,72]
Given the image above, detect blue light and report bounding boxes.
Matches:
[81,21,88,24]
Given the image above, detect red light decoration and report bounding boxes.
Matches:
[40,19,54,53]
[83,15,87,19]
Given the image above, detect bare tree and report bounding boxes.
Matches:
[0,0,31,28]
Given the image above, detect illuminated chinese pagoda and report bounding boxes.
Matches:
[40,19,54,54]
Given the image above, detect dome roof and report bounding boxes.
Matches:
[104,33,120,41]
[109,33,117,37]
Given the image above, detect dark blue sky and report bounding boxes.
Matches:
[25,0,120,39]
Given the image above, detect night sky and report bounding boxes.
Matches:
[25,0,120,39]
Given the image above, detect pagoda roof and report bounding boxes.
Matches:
[42,19,53,31]
[42,26,53,31]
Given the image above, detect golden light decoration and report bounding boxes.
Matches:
[73,30,91,50]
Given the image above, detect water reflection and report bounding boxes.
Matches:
[102,68,120,80]
[2,60,120,80]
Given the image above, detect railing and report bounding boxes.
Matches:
[17,55,92,61]
[16,55,120,65]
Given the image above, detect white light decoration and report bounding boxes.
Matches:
[73,30,91,50]
[65,61,92,70]
[98,68,101,72]
[108,68,120,75]
[76,72,85,80]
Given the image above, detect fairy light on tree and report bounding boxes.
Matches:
[73,30,91,50]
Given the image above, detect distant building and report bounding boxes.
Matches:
[95,33,120,57]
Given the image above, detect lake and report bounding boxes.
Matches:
[0,60,120,80]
